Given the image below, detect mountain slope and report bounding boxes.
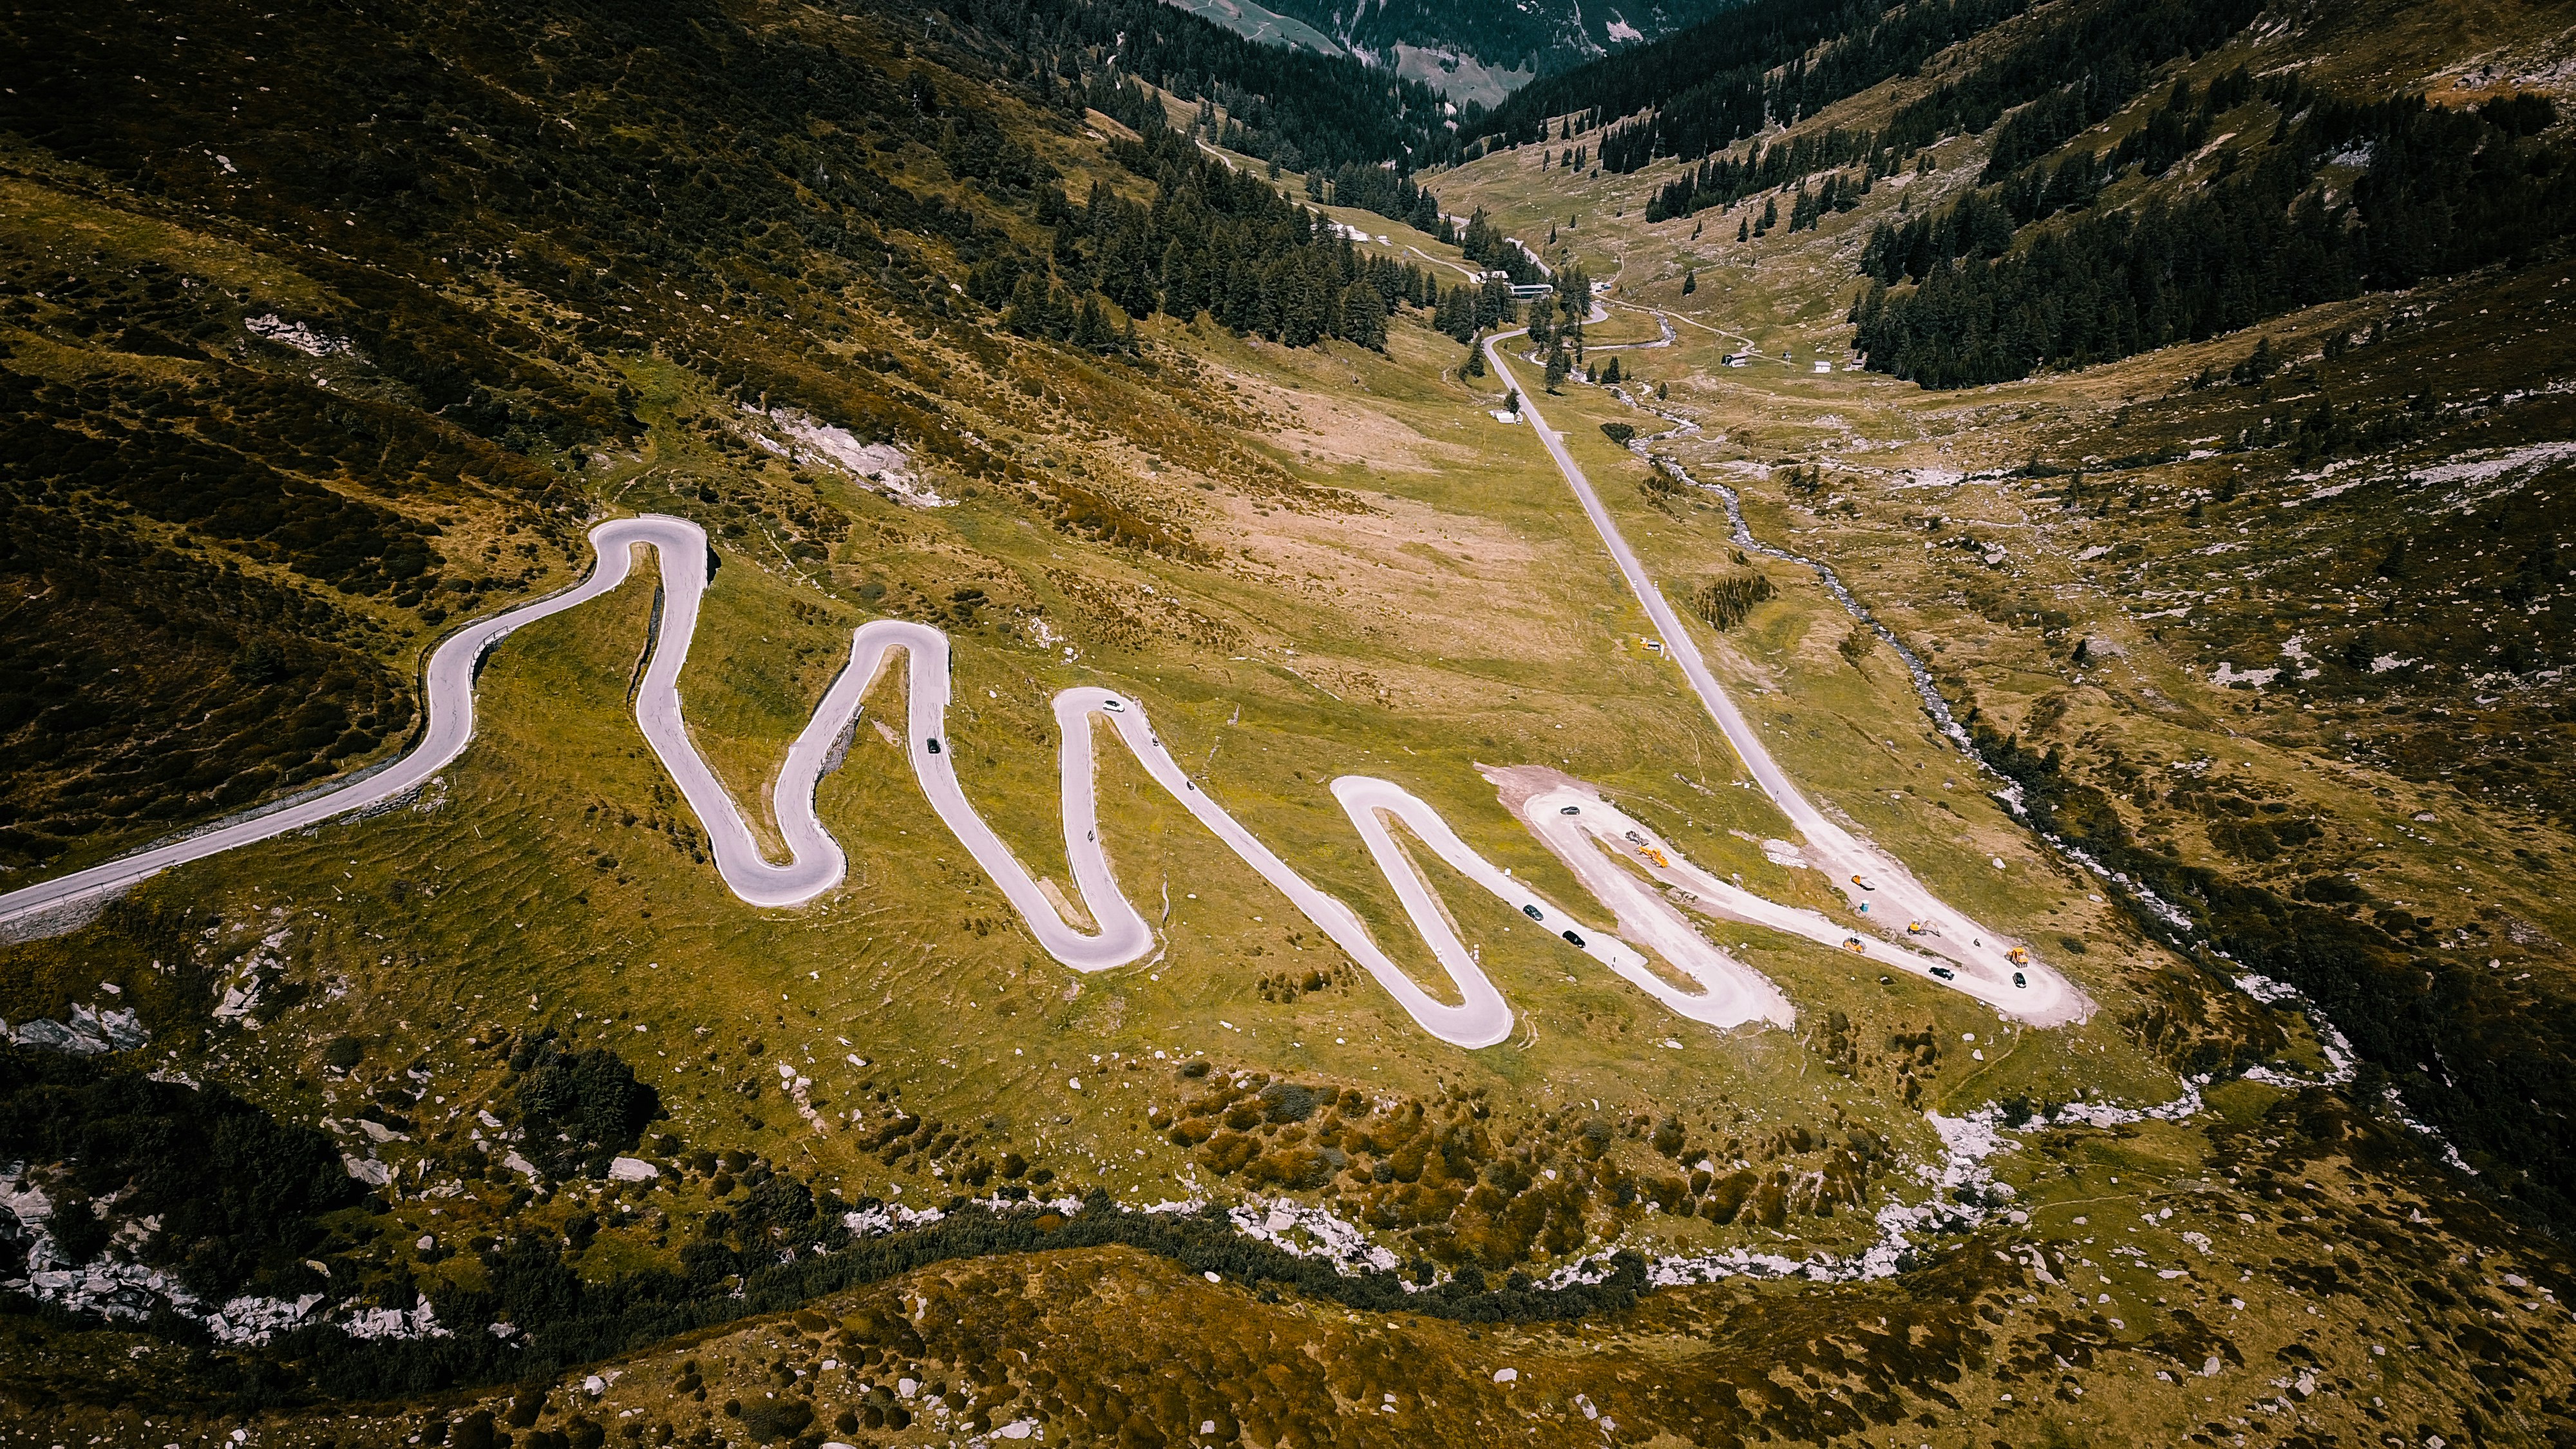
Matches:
[1160,0,1757,108]
[8,0,2576,1445]
[1435,0,2576,1252]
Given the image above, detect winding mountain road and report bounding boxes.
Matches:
[0,518,1808,1046]
[1482,328,2086,1026]
[0,360,2085,1035]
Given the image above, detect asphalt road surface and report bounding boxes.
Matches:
[0,517,1797,1045]
[2,466,2080,1032]
[1482,329,2086,1026]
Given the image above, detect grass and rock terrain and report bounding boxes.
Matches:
[4,0,2576,1444]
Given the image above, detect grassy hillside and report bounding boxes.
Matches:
[1435,0,2576,1227]
[6,0,2576,1444]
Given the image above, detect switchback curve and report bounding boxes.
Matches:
[0,516,1812,1045]
[1482,328,2088,1027]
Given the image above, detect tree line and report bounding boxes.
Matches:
[940,0,1456,173]
[1643,126,1878,223]
[1873,0,2261,159]
[1853,90,2572,387]
[967,84,1504,352]
[1470,0,2029,170]
[1313,161,1446,236]
[1492,0,2260,232]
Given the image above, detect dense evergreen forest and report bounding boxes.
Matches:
[1009,80,1506,351]
[1853,88,2573,386]
[1871,0,2260,159]
[1473,0,2266,233]
[1643,127,1879,224]
[1316,162,1448,236]
[983,120,1420,350]
[1467,0,2032,168]
[945,0,1456,171]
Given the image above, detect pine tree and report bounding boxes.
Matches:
[1160,240,1193,319]
[1074,294,1110,350]
[1544,346,1570,393]
[1334,280,1388,350]
[1002,272,1050,339]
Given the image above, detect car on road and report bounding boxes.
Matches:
[2012,971,2027,989]
[1523,904,1544,920]
[1930,965,1956,981]
[1561,930,1586,947]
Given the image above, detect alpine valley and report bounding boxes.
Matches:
[2,1,2575,1446]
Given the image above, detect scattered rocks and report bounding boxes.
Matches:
[3,1002,148,1055]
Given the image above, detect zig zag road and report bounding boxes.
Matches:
[0,516,1809,1046]
[1482,328,2087,1027]
[0,460,2083,1033]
